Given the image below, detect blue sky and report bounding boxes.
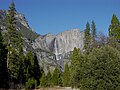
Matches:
[0,0,120,35]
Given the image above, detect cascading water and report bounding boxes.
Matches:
[54,38,59,60]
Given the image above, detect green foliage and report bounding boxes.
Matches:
[80,46,120,90]
[24,52,41,85]
[62,63,70,87]
[25,78,37,89]
[4,1,21,83]
[109,14,120,42]
[70,47,80,72]
[24,52,35,81]
[69,45,120,89]
[91,20,97,48]
[33,54,41,85]
[52,66,61,86]
[8,49,19,80]
[46,70,52,87]
[40,72,47,87]
[0,27,9,88]
[23,52,41,88]
[107,14,120,55]
[84,22,91,53]
[2,2,41,86]
[17,22,39,41]
[3,2,41,87]
[70,48,85,88]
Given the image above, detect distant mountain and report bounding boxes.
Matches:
[0,10,84,71]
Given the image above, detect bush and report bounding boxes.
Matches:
[25,78,37,89]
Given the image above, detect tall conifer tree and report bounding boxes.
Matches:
[70,47,81,88]
[62,63,70,86]
[46,70,52,87]
[91,20,96,48]
[52,66,61,86]
[84,22,91,53]
[5,1,22,83]
[109,14,120,42]
[24,52,41,85]
[40,72,47,87]
[70,47,79,73]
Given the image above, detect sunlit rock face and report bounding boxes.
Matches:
[32,33,55,51]
[15,12,30,29]
[0,10,84,71]
[32,29,84,61]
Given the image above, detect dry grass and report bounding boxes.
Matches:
[36,86,79,90]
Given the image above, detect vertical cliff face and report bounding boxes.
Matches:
[32,29,84,61]
[32,33,55,51]
[32,29,84,70]
[55,29,84,59]
[0,10,84,70]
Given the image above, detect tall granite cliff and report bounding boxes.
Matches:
[32,29,84,61]
[0,10,84,70]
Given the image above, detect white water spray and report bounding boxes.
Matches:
[54,38,59,60]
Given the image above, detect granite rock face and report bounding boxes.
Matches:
[15,12,30,29]
[32,29,84,61]
[32,33,55,51]
[32,29,84,71]
[54,29,84,60]
[0,10,84,71]
[0,10,29,29]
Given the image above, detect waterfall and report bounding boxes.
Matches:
[54,38,59,60]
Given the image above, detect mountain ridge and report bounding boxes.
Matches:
[0,10,84,71]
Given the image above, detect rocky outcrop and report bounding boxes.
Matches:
[0,10,29,28]
[15,12,30,29]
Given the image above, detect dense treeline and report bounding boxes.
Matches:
[0,1,120,90]
[40,15,120,89]
[40,46,120,89]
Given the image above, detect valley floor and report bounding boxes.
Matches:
[37,87,79,90]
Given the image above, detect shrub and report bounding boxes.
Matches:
[25,78,37,89]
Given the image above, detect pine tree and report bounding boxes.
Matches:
[109,14,120,42]
[52,66,61,86]
[62,63,70,87]
[91,20,96,48]
[84,22,91,53]
[0,27,9,88]
[70,47,80,72]
[46,70,52,87]
[40,72,47,87]
[5,1,21,83]
[17,33,25,85]
[32,54,41,85]
[24,52,41,85]
[70,47,85,88]
[24,52,35,81]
